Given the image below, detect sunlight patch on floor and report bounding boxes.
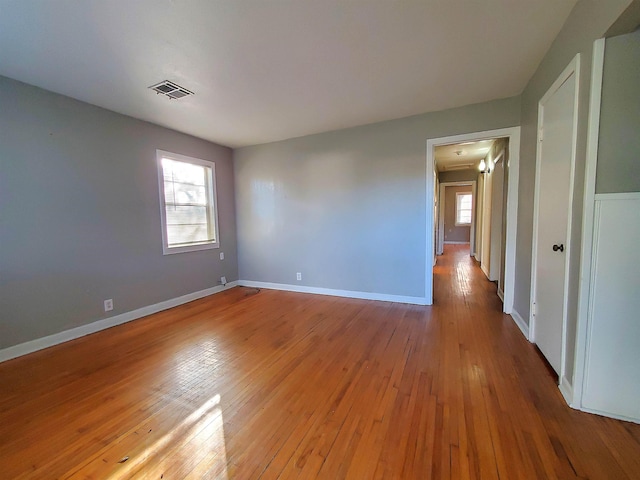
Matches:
[107,394,228,479]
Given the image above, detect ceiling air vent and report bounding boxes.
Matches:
[149,80,194,100]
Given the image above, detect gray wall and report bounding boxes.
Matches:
[516,0,634,383]
[234,96,520,298]
[438,168,478,183]
[444,186,471,243]
[596,29,640,193]
[0,76,238,349]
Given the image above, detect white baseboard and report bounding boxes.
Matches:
[238,280,428,306]
[559,376,574,406]
[510,309,530,340]
[481,264,490,279]
[497,288,504,302]
[0,281,239,364]
[443,241,470,245]
[578,406,640,425]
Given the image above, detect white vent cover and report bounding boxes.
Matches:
[149,80,194,99]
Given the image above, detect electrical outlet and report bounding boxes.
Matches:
[296,272,302,281]
[104,299,113,312]
[220,252,224,260]
[220,276,227,285]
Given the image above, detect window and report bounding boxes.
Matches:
[157,150,219,254]
[455,192,472,226]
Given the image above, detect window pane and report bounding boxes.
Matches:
[162,158,206,186]
[164,181,207,206]
[166,224,211,246]
[165,205,208,226]
[456,193,472,225]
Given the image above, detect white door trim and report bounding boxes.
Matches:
[437,181,476,256]
[426,126,520,312]
[529,54,581,387]
[573,38,605,409]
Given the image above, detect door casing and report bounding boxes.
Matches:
[425,127,520,312]
[437,181,476,256]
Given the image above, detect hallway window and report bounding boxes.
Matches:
[455,193,472,226]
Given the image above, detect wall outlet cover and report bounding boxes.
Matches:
[104,299,113,312]
[221,276,227,285]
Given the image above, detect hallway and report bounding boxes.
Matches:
[1,245,639,478]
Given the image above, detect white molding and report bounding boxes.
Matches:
[425,151,436,305]
[481,263,490,279]
[0,281,238,364]
[503,131,519,315]
[510,309,530,340]
[529,54,581,382]
[594,192,640,201]
[426,127,520,313]
[578,406,640,425]
[443,241,470,245]
[574,38,607,409]
[559,376,575,406]
[497,288,504,302]
[238,280,428,305]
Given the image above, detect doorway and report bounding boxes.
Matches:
[437,181,476,257]
[425,127,520,311]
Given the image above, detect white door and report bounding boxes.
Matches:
[532,58,579,375]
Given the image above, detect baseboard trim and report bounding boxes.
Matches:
[481,264,490,279]
[510,309,530,340]
[497,288,504,302]
[578,406,640,425]
[0,281,239,364]
[238,280,428,306]
[559,376,574,406]
[443,241,470,245]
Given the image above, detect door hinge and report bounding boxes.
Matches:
[531,302,536,316]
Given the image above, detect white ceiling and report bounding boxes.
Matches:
[0,0,577,148]
[435,140,495,172]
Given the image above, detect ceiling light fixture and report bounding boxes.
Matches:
[149,80,194,100]
[479,159,487,173]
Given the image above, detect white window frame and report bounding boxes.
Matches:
[157,150,220,255]
[455,192,473,226]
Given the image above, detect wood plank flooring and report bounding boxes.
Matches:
[1,244,639,479]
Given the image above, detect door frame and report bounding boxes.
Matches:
[437,181,476,256]
[425,127,520,312]
[572,39,604,409]
[529,54,580,387]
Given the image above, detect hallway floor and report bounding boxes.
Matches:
[1,244,639,478]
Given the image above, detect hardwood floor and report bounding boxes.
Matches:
[1,244,639,479]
